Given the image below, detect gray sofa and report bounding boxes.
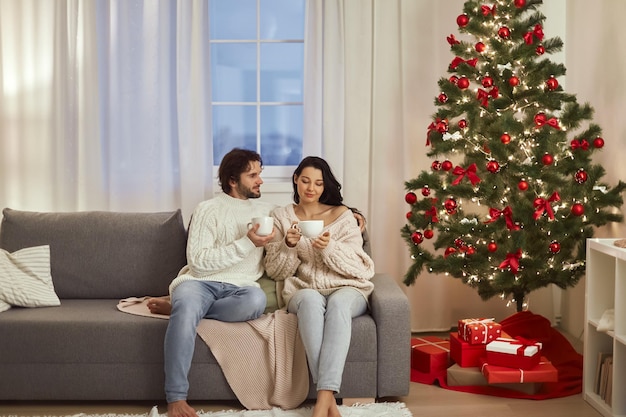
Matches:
[0,208,410,403]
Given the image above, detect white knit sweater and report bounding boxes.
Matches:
[169,193,275,294]
[264,204,375,307]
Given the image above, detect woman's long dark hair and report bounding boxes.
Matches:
[292,156,343,206]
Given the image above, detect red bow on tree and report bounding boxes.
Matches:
[477,87,499,106]
[481,4,496,16]
[523,24,544,45]
[452,163,481,186]
[499,249,522,274]
[534,113,561,130]
[533,191,561,220]
[424,206,439,223]
[571,138,590,150]
[485,206,520,230]
[450,57,478,70]
[447,34,460,45]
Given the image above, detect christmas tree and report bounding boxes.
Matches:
[401,0,626,312]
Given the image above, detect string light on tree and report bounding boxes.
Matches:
[401,0,625,312]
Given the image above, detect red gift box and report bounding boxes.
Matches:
[449,332,486,368]
[486,337,542,370]
[411,336,451,374]
[458,318,502,345]
[480,356,558,384]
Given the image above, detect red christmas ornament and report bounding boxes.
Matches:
[465,246,475,255]
[458,119,468,129]
[449,75,459,84]
[406,211,412,220]
[457,77,470,89]
[424,229,434,239]
[536,45,545,55]
[500,133,511,144]
[444,198,457,214]
[518,180,529,191]
[481,76,494,88]
[444,247,457,257]
[457,14,469,27]
[593,137,605,148]
[432,161,442,171]
[421,186,431,196]
[549,241,561,254]
[454,238,465,248]
[571,203,585,216]
[475,42,486,52]
[442,160,454,171]
[438,93,448,103]
[508,76,520,87]
[498,27,511,39]
[546,77,559,91]
[436,120,449,133]
[486,160,500,173]
[542,153,554,165]
[405,192,417,204]
[575,169,588,184]
[487,242,498,252]
[411,231,424,244]
[514,0,526,7]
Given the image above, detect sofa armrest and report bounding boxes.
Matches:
[369,273,411,398]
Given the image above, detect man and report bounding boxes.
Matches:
[155,148,276,417]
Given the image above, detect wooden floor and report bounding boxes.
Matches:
[0,384,603,417]
[0,330,603,417]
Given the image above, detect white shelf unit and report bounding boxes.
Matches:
[584,239,626,417]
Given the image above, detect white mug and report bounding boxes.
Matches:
[248,216,273,236]
[293,220,324,238]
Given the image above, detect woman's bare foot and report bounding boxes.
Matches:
[167,400,198,417]
[147,296,172,315]
[312,390,341,417]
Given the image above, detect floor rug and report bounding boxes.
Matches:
[65,402,412,417]
[411,310,583,400]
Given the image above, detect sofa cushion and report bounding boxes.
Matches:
[0,208,187,299]
[0,245,60,310]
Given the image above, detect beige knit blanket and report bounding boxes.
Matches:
[117,297,309,410]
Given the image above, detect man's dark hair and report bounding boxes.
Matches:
[218,148,263,194]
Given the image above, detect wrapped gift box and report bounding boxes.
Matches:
[458,318,502,345]
[486,337,542,370]
[450,332,486,368]
[446,363,543,394]
[480,356,558,384]
[411,336,451,374]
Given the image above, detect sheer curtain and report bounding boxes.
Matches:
[322,0,556,331]
[0,0,211,222]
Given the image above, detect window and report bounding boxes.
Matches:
[209,0,305,179]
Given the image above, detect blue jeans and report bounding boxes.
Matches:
[164,280,266,403]
[287,288,367,393]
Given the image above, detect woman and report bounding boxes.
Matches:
[264,156,375,417]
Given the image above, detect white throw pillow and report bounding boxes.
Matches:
[0,245,60,310]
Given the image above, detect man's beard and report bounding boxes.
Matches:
[236,183,261,199]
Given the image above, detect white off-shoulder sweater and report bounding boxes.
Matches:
[169,193,275,294]
[264,204,375,307]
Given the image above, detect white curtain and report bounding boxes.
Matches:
[0,0,212,220]
[323,0,557,332]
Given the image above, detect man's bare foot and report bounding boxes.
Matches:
[312,390,341,417]
[167,400,198,417]
[147,296,172,315]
